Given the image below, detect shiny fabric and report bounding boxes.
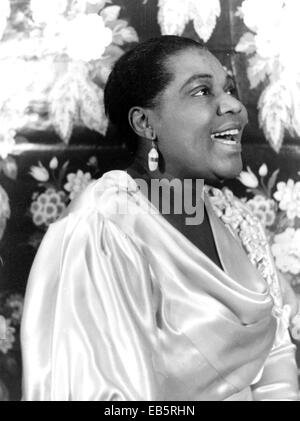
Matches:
[21,170,300,401]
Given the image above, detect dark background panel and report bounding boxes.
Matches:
[1,0,300,401]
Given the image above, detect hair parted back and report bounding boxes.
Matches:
[104,35,204,153]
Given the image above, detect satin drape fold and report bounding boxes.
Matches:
[21,170,299,401]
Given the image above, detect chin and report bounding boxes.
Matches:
[215,159,243,181]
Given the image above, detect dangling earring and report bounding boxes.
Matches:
[148,139,158,172]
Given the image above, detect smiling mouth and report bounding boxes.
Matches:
[211,129,240,145]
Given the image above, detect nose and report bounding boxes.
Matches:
[217,93,243,116]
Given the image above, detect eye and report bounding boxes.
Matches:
[225,85,238,97]
[192,86,211,97]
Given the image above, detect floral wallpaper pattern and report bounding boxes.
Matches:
[0,0,138,145]
[238,164,300,293]
[157,0,221,42]
[235,0,300,152]
[0,0,300,400]
[1,0,300,152]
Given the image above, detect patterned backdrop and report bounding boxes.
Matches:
[0,0,300,400]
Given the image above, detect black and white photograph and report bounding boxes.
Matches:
[0,0,299,402]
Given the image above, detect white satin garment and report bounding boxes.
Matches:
[21,170,300,401]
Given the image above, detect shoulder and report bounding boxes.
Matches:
[55,170,154,257]
[63,169,141,221]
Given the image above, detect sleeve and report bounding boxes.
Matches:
[21,210,159,401]
[251,273,300,401]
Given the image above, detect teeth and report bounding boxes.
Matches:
[215,139,237,144]
[211,128,240,144]
[212,128,239,137]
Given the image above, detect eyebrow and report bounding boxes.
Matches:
[180,73,234,91]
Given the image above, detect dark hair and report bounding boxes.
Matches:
[104,35,204,153]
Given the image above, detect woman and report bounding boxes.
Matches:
[21,36,299,401]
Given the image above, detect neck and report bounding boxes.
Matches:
[128,147,188,184]
[127,156,206,223]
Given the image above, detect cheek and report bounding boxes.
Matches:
[241,104,249,124]
[156,106,215,158]
[165,105,213,131]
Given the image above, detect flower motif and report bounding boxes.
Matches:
[271,228,300,276]
[221,205,244,231]
[5,294,24,325]
[0,184,10,241]
[49,157,58,170]
[245,195,276,227]
[0,0,10,41]
[237,0,283,34]
[31,0,68,24]
[64,170,92,200]
[30,188,66,227]
[29,162,50,182]
[258,163,268,177]
[204,186,227,217]
[0,131,16,160]
[64,14,112,61]
[0,0,138,144]
[2,156,18,180]
[273,179,300,220]
[237,166,259,188]
[87,156,98,167]
[0,319,15,354]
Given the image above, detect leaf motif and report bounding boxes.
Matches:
[58,160,70,186]
[234,0,300,152]
[77,79,107,134]
[260,107,284,152]
[158,0,220,40]
[102,44,124,62]
[85,0,109,14]
[289,86,300,137]
[157,0,190,36]
[91,46,123,82]
[51,104,75,143]
[100,5,121,23]
[247,187,267,197]
[49,76,79,143]
[258,83,292,152]
[108,19,127,31]
[90,60,113,84]
[290,115,300,138]
[267,169,280,195]
[235,32,256,54]
[0,0,10,41]
[112,24,139,45]
[247,55,271,89]
[190,0,221,42]
[2,156,17,180]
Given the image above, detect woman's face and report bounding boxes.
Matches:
[148,48,248,182]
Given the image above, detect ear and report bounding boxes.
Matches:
[128,107,155,140]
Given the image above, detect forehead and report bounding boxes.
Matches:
[164,48,227,88]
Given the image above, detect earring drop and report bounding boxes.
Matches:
[148,140,159,172]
